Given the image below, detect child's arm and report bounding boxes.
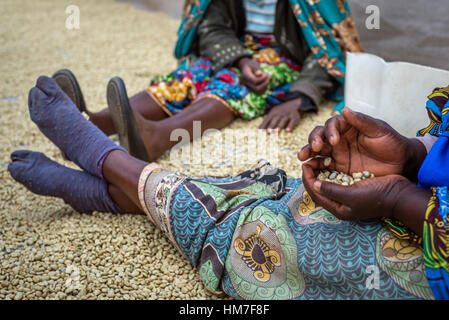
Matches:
[288,53,340,113]
[236,57,270,95]
[197,0,270,94]
[197,0,251,73]
[260,53,340,132]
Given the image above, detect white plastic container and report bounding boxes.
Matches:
[345,52,449,137]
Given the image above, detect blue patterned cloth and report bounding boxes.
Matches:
[142,161,434,299]
[417,87,449,300]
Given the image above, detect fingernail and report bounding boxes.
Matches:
[313,181,321,192]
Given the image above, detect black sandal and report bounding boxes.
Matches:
[106,77,150,162]
[52,69,87,113]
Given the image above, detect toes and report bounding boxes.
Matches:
[8,150,54,185]
[10,150,45,162]
[36,75,61,97]
[28,86,47,106]
[7,158,28,182]
[10,150,34,162]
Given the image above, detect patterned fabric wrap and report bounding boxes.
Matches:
[381,217,422,245]
[175,0,211,60]
[147,35,301,120]
[139,160,434,299]
[416,86,449,300]
[418,86,449,137]
[174,0,363,111]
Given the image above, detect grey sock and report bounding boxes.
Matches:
[28,76,127,178]
[8,150,124,214]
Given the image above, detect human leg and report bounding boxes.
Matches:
[28,76,127,178]
[52,69,167,136]
[131,96,236,161]
[90,90,167,136]
[7,150,142,214]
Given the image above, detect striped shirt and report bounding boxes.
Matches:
[244,0,277,35]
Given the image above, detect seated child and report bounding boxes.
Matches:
[53,0,363,161]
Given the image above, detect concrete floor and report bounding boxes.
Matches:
[117,0,182,18]
[348,0,449,70]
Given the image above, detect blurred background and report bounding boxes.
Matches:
[119,0,449,70]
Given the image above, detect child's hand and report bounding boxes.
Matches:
[259,98,302,133]
[236,57,270,95]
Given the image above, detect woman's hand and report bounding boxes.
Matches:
[236,57,270,95]
[298,107,427,179]
[302,158,409,219]
[259,98,302,133]
[302,158,430,235]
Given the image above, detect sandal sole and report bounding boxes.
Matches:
[106,77,150,162]
[52,69,87,113]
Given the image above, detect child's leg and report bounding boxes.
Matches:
[88,91,167,136]
[132,96,235,160]
[53,69,168,136]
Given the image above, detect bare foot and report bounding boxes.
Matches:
[134,111,170,161]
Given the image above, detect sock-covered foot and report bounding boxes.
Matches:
[8,150,124,214]
[28,76,127,178]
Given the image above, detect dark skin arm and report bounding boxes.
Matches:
[299,107,431,236]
